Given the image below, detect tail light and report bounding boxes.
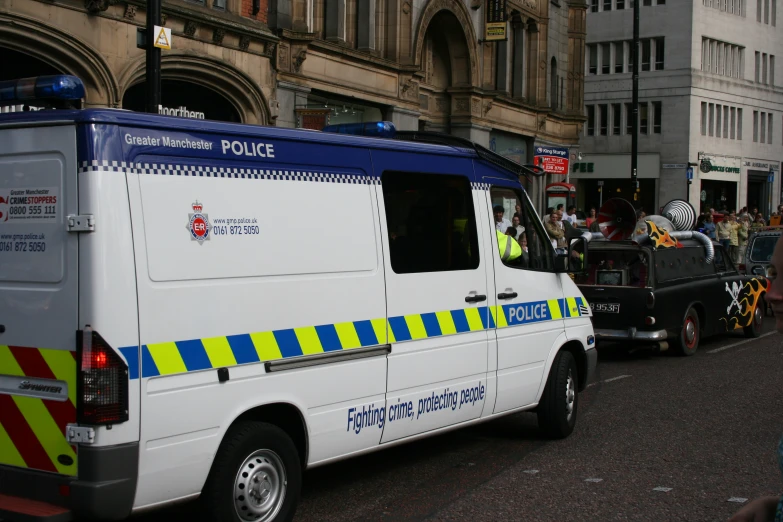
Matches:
[646,291,655,309]
[645,316,656,325]
[76,327,129,425]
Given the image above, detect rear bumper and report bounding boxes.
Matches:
[0,442,138,522]
[594,328,668,342]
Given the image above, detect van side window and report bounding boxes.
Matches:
[490,187,554,271]
[381,171,480,274]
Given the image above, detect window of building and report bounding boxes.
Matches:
[771,55,776,85]
[591,0,599,12]
[716,104,722,137]
[709,103,715,136]
[615,42,625,73]
[653,101,662,133]
[617,0,625,8]
[701,102,708,135]
[755,51,761,81]
[765,0,770,22]
[753,110,759,141]
[738,108,743,139]
[587,105,596,135]
[655,38,665,70]
[758,0,763,20]
[761,112,767,142]
[730,107,736,138]
[642,39,651,71]
[769,113,774,143]
[763,53,768,83]
[773,0,777,24]
[381,171,480,274]
[600,104,609,135]
[589,45,598,74]
[604,0,613,10]
[644,0,652,5]
[626,103,634,134]
[602,44,611,74]
[702,38,711,71]
[724,105,730,137]
[212,0,226,9]
[640,102,649,133]
[613,103,622,134]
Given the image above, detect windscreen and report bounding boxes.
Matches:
[750,235,778,263]
[574,248,649,287]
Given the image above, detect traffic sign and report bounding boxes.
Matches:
[153,25,171,50]
[686,167,693,180]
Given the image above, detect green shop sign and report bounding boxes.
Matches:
[572,162,594,173]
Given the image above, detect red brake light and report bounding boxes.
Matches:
[77,327,129,426]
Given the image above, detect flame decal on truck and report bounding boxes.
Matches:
[719,277,770,330]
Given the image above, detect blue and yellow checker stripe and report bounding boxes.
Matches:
[118,297,588,379]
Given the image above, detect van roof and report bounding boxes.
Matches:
[0,108,525,185]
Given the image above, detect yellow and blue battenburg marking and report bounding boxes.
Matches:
[119,297,587,379]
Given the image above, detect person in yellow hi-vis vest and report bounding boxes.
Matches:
[496,229,522,262]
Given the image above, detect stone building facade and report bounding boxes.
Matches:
[1,0,278,124]
[0,0,587,210]
[269,0,588,210]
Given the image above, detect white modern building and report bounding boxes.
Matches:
[573,0,782,218]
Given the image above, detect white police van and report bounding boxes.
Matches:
[0,76,596,522]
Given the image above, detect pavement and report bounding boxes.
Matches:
[27,321,783,522]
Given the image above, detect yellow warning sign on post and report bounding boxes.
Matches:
[153,25,172,50]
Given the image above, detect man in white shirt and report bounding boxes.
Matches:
[494,205,512,233]
[565,206,578,225]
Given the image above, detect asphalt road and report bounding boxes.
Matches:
[103,322,783,521]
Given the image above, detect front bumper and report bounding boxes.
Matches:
[0,442,138,521]
[594,327,668,342]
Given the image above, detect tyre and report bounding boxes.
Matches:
[677,307,700,356]
[744,295,765,338]
[203,422,301,522]
[537,350,578,439]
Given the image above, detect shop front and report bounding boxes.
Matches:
[122,80,241,123]
[696,153,741,215]
[569,153,659,215]
[290,90,385,130]
[743,158,781,218]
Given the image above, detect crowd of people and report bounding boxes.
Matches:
[694,205,783,264]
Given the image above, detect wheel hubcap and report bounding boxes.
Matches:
[755,306,763,325]
[565,369,575,421]
[684,319,696,346]
[234,450,286,522]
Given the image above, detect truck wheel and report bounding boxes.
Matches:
[677,307,700,356]
[744,296,765,338]
[203,422,301,522]
[537,350,578,439]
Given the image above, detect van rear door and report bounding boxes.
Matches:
[0,124,80,476]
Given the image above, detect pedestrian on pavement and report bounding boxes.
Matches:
[703,213,717,241]
[728,236,783,522]
[737,215,750,265]
[717,213,734,251]
[585,207,597,229]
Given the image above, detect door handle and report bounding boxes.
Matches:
[464,294,487,303]
[497,292,518,300]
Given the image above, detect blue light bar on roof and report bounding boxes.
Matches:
[321,121,396,138]
[0,75,86,104]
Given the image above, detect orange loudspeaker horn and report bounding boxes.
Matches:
[597,198,637,241]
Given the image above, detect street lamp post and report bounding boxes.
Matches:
[630,0,640,197]
[145,0,162,113]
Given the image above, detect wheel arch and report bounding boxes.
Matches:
[685,300,706,333]
[560,340,588,392]
[229,402,309,470]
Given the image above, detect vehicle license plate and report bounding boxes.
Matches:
[590,302,620,313]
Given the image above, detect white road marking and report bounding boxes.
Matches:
[603,374,632,383]
[653,487,673,492]
[727,497,748,503]
[706,331,775,354]
[585,478,603,483]
[523,469,539,474]
[587,375,632,387]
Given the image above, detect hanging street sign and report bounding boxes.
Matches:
[485,0,508,41]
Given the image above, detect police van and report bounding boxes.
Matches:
[0,76,596,522]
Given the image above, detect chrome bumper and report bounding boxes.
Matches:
[594,327,668,342]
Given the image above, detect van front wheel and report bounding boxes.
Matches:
[537,350,578,439]
[203,422,301,522]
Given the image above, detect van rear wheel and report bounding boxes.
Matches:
[203,422,301,522]
[537,350,578,439]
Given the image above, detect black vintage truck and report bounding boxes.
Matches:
[574,239,769,355]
